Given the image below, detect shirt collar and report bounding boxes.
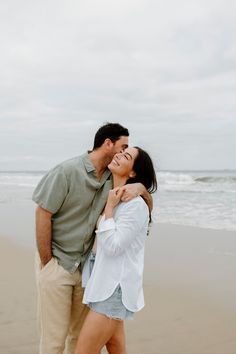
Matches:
[82,151,96,173]
[82,152,112,184]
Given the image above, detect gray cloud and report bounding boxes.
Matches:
[0,0,236,170]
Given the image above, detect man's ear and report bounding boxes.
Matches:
[104,138,113,148]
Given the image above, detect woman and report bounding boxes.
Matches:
[75,147,157,354]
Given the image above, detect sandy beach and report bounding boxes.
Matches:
[1,208,236,354]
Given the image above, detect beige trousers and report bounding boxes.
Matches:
[35,254,89,354]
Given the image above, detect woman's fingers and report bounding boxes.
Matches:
[116,188,124,199]
[108,187,124,205]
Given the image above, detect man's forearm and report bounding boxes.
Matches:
[140,185,153,211]
[121,183,153,211]
[35,207,53,265]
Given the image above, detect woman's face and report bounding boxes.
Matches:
[108,147,138,179]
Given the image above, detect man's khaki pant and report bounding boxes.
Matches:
[35,254,89,354]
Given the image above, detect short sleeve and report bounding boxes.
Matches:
[32,165,68,213]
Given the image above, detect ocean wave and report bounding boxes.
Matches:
[195,176,236,183]
[157,172,195,185]
[157,172,236,192]
[0,172,43,188]
[1,170,235,231]
[154,219,236,232]
[159,187,236,193]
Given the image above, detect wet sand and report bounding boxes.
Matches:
[1,216,236,353]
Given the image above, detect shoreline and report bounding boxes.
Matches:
[0,198,235,248]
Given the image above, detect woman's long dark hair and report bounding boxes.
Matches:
[126,146,157,194]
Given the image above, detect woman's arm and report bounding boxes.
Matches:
[97,198,149,256]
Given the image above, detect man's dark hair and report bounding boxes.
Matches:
[93,123,129,150]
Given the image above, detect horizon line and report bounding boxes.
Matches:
[1,169,236,173]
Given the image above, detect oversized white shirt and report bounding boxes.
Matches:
[82,196,149,312]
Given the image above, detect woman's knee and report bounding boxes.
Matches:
[106,322,126,354]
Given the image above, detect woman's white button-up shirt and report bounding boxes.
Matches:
[82,196,149,312]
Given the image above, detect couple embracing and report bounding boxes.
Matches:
[33,122,157,354]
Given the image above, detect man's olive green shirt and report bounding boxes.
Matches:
[32,152,112,273]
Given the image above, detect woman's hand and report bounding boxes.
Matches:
[104,187,124,219]
[107,187,124,207]
[120,183,141,202]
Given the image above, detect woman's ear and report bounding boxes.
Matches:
[129,170,136,178]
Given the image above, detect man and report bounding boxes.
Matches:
[33,122,151,354]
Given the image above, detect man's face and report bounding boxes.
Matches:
[111,136,129,156]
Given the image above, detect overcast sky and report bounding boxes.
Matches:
[0,0,236,171]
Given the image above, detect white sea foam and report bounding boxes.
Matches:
[0,172,43,187]
[157,171,236,193]
[0,170,236,231]
[0,172,44,204]
[153,170,236,231]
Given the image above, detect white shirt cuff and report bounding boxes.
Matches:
[96,217,116,233]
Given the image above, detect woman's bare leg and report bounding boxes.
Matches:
[75,309,123,354]
[106,321,127,354]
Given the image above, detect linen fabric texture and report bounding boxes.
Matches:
[35,253,89,354]
[82,197,149,313]
[32,152,112,273]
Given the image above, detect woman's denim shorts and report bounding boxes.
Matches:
[87,252,134,321]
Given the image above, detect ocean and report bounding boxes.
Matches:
[0,170,236,231]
